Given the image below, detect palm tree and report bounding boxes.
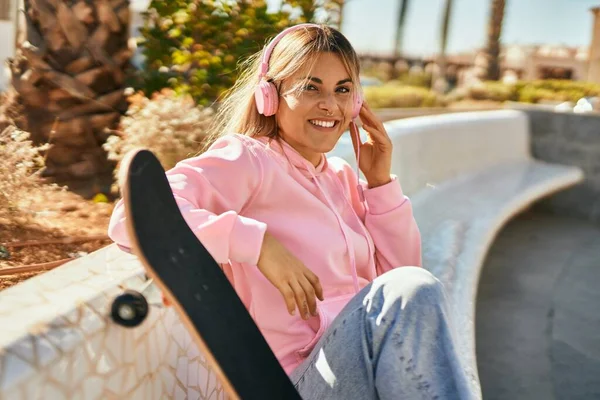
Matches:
[485,0,506,80]
[288,0,347,28]
[394,0,410,58]
[323,0,346,29]
[6,0,131,183]
[435,0,453,92]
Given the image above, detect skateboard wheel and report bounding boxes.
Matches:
[111,290,149,327]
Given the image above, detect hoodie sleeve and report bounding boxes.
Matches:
[329,157,422,275]
[108,134,267,265]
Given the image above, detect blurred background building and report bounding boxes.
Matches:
[0,0,599,88]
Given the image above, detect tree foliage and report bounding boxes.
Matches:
[138,0,296,105]
[137,0,347,105]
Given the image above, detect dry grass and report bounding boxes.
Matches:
[0,123,115,290]
[0,125,51,223]
[103,89,215,190]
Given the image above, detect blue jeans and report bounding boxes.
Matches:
[289,267,480,399]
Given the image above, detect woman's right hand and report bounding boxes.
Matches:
[257,231,324,320]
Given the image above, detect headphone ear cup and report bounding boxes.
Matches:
[352,92,363,120]
[255,80,279,116]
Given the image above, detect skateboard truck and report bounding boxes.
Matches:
[111,277,160,327]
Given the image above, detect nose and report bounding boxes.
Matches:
[318,92,337,113]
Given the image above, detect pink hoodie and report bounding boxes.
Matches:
[108,133,422,374]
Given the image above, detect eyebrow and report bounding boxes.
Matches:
[303,76,353,85]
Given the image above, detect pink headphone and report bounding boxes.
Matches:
[254,23,363,120]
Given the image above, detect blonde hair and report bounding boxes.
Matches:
[201,24,361,152]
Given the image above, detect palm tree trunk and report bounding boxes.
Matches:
[335,0,344,29]
[394,0,410,58]
[485,0,506,80]
[327,0,345,29]
[6,0,131,183]
[435,0,453,92]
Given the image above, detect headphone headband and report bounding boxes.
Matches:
[253,23,364,193]
[254,23,362,121]
[258,23,321,80]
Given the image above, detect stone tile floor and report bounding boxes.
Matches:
[476,210,600,400]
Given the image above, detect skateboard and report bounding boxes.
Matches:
[112,149,301,400]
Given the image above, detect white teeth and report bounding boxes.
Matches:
[310,120,336,128]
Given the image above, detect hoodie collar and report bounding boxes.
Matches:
[256,136,329,178]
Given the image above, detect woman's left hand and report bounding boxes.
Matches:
[349,102,393,188]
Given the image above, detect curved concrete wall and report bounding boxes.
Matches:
[0,110,584,399]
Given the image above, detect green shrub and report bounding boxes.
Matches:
[447,80,600,104]
[136,0,345,105]
[468,81,518,102]
[515,80,600,94]
[364,85,441,108]
[515,80,600,103]
[396,71,432,88]
[137,1,296,105]
[361,65,393,83]
[517,86,560,103]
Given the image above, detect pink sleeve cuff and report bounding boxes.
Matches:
[363,176,407,215]
[229,216,268,265]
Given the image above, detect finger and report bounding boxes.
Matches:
[361,118,391,147]
[358,108,379,133]
[360,121,384,143]
[360,103,385,131]
[304,270,324,301]
[290,280,309,320]
[298,276,318,316]
[363,101,377,115]
[280,284,297,316]
[349,120,362,159]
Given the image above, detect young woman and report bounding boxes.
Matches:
[109,24,477,399]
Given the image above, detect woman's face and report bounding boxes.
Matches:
[276,52,356,166]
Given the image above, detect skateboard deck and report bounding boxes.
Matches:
[119,149,301,400]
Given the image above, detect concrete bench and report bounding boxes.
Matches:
[0,110,583,399]
[0,245,230,399]
[333,109,584,397]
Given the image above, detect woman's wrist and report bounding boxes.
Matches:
[367,176,392,189]
[258,231,272,267]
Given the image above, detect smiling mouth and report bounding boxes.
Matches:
[308,119,339,129]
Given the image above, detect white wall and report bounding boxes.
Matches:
[0,20,15,90]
